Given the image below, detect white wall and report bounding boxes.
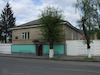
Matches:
[66,40,100,56]
[0,44,11,54]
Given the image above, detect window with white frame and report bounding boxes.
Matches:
[21,32,29,39]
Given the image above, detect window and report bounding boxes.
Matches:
[22,32,25,39]
[21,32,30,39]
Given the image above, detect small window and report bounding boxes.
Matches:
[21,32,30,39]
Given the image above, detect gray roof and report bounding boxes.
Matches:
[12,19,83,34]
[17,19,40,27]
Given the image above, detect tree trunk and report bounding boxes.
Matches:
[82,21,90,49]
[49,41,54,58]
[5,35,7,43]
[87,48,91,58]
[82,18,91,58]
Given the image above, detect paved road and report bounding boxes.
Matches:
[0,57,100,75]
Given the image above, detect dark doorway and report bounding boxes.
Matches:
[36,45,43,56]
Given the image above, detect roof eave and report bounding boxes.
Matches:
[10,25,41,30]
[63,22,83,34]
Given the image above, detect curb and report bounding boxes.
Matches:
[0,55,48,60]
[0,54,100,62]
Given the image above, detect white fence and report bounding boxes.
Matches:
[0,43,11,54]
[66,40,100,56]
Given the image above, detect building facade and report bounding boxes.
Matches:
[11,19,83,56]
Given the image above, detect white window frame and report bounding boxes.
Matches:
[21,32,29,39]
[21,32,25,39]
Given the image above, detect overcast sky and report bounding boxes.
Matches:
[0,0,80,27]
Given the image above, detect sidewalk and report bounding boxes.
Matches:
[0,54,100,62]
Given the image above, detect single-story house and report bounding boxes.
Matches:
[11,19,83,56]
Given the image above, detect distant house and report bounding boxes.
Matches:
[11,19,83,56]
[81,29,99,40]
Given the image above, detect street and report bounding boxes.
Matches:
[0,57,100,75]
